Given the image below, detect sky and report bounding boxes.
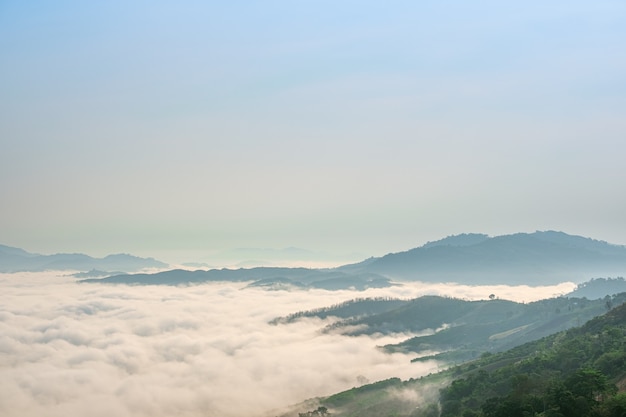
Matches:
[2,1,626,265]
[0,272,574,417]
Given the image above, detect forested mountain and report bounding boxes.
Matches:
[270,297,410,324]
[273,293,626,364]
[303,297,626,417]
[0,244,167,273]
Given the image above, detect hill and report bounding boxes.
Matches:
[272,292,626,364]
[80,267,392,290]
[78,231,626,287]
[0,244,167,273]
[351,231,626,284]
[566,277,626,299]
[302,296,626,417]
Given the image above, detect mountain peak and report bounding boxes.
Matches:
[421,233,490,249]
[365,231,626,285]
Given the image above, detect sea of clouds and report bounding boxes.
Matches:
[0,272,575,417]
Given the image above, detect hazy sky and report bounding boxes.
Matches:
[2,1,625,264]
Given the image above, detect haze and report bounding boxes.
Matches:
[2,1,626,265]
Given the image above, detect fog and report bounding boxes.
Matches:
[0,273,575,417]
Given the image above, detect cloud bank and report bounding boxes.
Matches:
[0,273,574,417]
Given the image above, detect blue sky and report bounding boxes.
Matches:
[2,1,625,264]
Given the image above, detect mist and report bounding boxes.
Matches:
[0,273,575,417]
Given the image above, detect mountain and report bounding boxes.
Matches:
[80,267,392,290]
[433,300,626,417]
[78,231,626,287]
[270,297,411,325]
[296,297,626,417]
[566,277,626,299]
[351,231,626,284]
[272,292,626,364]
[0,244,168,273]
[421,233,490,248]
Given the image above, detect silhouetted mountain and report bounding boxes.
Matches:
[81,267,392,290]
[0,244,167,273]
[78,231,626,288]
[421,233,489,248]
[354,231,626,284]
[69,269,124,278]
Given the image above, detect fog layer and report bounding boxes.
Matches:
[0,273,574,417]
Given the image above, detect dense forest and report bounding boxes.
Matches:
[273,291,626,364]
[436,299,626,417]
[307,297,626,417]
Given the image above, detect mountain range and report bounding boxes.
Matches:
[345,231,626,284]
[0,244,167,273]
[80,267,392,290]
[271,291,626,364]
[77,231,626,287]
[4,231,626,286]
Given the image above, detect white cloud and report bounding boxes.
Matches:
[0,273,575,417]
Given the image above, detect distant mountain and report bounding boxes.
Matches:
[566,277,626,299]
[352,231,626,284]
[69,269,124,278]
[80,267,393,290]
[78,231,626,288]
[0,244,168,273]
[421,233,489,248]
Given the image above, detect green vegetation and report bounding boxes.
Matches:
[436,301,626,417]
[315,298,626,417]
[299,406,330,417]
[275,292,626,364]
[269,297,409,324]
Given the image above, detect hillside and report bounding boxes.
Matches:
[303,297,626,417]
[273,292,626,364]
[0,244,167,273]
[566,277,626,299]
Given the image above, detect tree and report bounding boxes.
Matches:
[298,406,330,417]
[565,368,611,402]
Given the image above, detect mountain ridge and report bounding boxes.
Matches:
[10,230,626,286]
[357,230,626,284]
[0,244,168,273]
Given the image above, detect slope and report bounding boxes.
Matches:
[311,297,626,417]
[273,293,626,365]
